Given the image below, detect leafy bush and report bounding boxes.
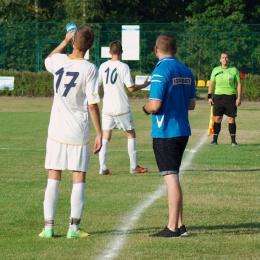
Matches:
[241,74,260,101]
[0,69,53,97]
[1,70,259,100]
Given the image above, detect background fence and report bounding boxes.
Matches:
[0,22,260,80]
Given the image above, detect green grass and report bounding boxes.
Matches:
[0,97,260,260]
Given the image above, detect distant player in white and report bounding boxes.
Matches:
[39,26,102,239]
[98,40,149,175]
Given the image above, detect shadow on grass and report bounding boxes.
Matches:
[187,222,260,236]
[196,143,260,148]
[185,168,260,173]
[89,222,260,237]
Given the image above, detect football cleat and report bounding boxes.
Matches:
[67,228,90,239]
[99,169,112,175]
[39,228,54,238]
[130,165,148,174]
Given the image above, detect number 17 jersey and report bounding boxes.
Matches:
[45,53,100,145]
[99,60,134,116]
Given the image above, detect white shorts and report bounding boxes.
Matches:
[44,138,90,172]
[102,112,135,131]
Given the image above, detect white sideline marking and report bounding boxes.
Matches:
[96,185,166,260]
[0,147,150,152]
[95,131,209,260]
[0,147,45,151]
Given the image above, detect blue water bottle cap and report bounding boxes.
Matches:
[66,22,77,42]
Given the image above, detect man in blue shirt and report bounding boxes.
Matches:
[142,34,196,237]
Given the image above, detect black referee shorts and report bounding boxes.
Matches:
[153,136,189,176]
[213,94,237,118]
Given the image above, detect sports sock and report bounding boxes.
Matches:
[99,139,109,172]
[69,218,81,232]
[43,179,60,228]
[213,122,221,142]
[44,219,54,229]
[128,138,138,170]
[229,123,236,143]
[167,226,178,232]
[70,182,85,231]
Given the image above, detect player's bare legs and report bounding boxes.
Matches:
[99,130,112,174]
[48,169,62,181]
[215,115,223,123]
[125,129,136,139]
[164,174,182,231]
[178,202,183,228]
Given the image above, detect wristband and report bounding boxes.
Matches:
[208,94,212,99]
[142,105,150,115]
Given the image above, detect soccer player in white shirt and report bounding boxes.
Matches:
[98,40,149,175]
[39,26,102,239]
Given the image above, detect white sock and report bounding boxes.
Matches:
[128,138,138,170]
[99,139,109,172]
[70,183,85,231]
[43,179,60,228]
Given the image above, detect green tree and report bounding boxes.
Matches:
[0,0,56,21]
[49,0,191,23]
[186,0,260,24]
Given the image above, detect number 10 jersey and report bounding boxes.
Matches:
[98,60,134,116]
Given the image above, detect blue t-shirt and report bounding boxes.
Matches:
[149,57,196,138]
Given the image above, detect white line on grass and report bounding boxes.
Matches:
[0,147,46,151]
[0,147,151,152]
[95,131,209,260]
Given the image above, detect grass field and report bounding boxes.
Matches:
[0,97,259,260]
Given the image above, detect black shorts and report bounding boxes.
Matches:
[213,94,237,118]
[153,136,189,176]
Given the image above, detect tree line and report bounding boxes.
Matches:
[0,0,259,24]
[0,1,260,79]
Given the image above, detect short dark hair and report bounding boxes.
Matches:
[156,34,177,55]
[74,26,94,54]
[109,40,123,55]
[220,52,229,58]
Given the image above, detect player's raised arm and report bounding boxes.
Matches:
[47,31,75,57]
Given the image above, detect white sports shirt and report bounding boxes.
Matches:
[45,54,100,145]
[99,60,134,116]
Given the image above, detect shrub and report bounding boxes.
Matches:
[0,70,259,100]
[241,74,260,101]
[0,69,53,97]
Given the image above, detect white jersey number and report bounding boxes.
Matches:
[105,67,118,85]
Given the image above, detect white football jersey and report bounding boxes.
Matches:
[45,54,100,145]
[99,60,134,116]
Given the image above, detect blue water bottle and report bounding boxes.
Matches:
[66,22,77,42]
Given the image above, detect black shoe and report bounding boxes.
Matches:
[150,226,181,238]
[210,141,218,145]
[179,225,189,236]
